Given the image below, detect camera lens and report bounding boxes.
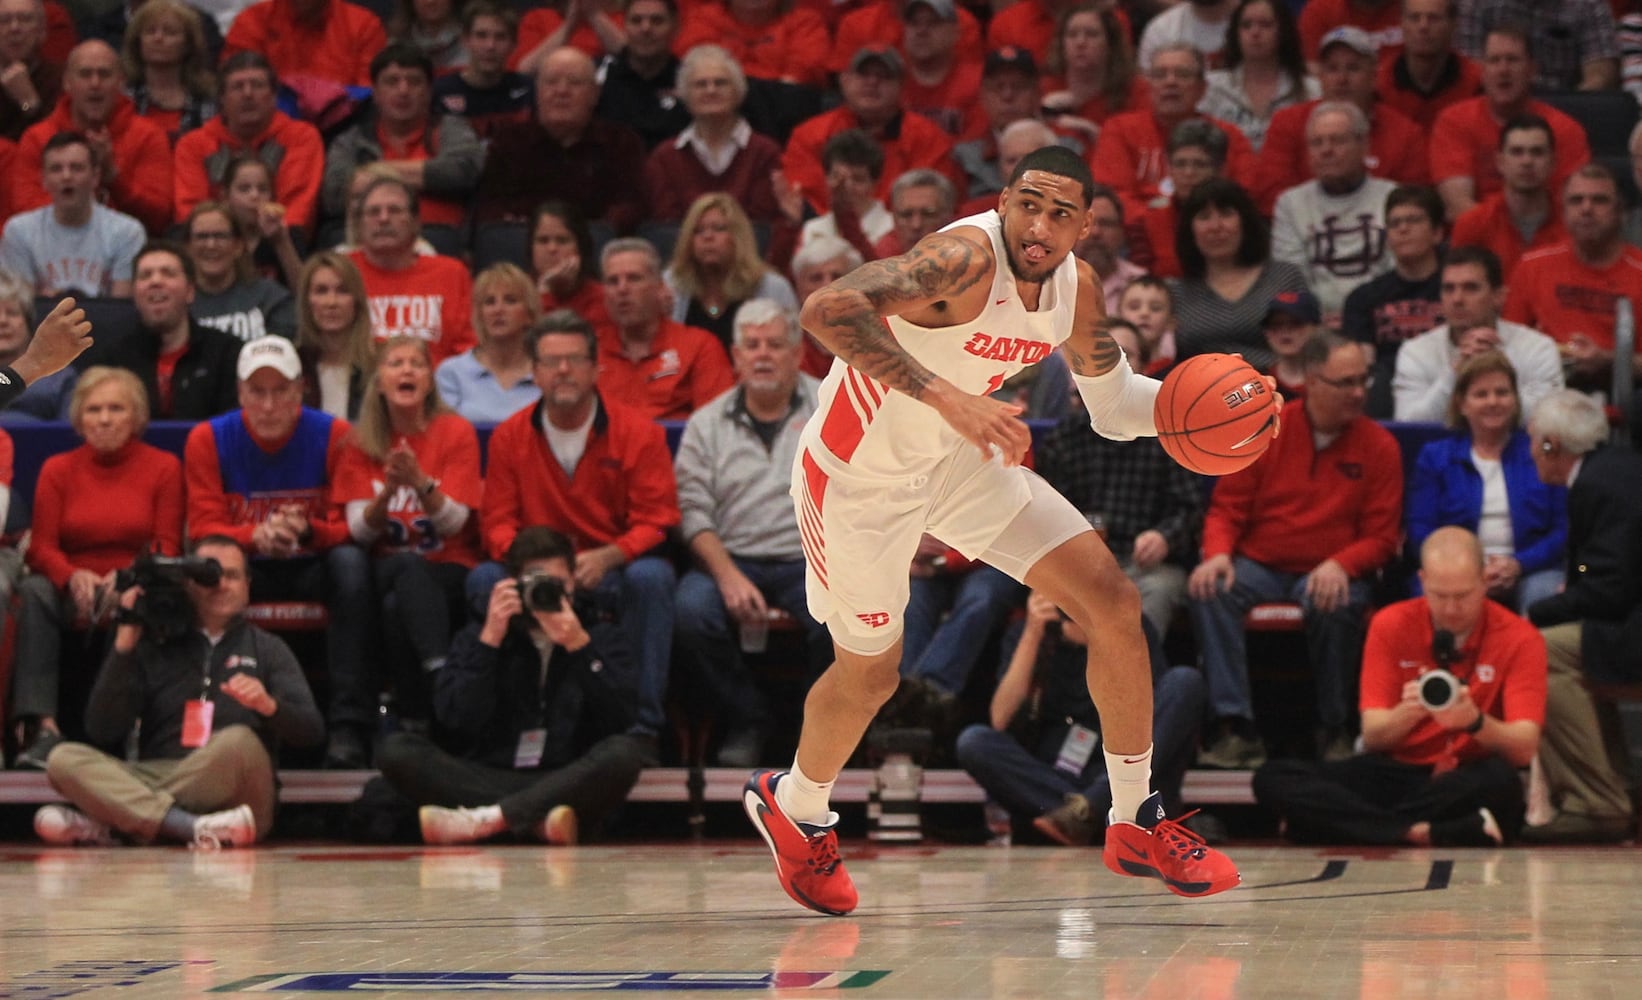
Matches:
[1418,670,1457,711]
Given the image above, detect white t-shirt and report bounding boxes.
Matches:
[541,399,596,477]
[1471,451,1515,556]
[0,203,145,298]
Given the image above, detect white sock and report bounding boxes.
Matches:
[775,759,835,826]
[1105,745,1154,824]
[468,804,507,837]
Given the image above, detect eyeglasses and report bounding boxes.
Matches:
[535,352,594,369]
[1314,373,1374,390]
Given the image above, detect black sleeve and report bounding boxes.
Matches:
[435,625,507,740]
[254,629,326,748]
[567,622,639,740]
[82,646,145,748]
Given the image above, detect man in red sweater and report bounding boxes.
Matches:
[222,0,385,89]
[1373,0,1480,130]
[13,40,171,234]
[348,176,475,367]
[1188,333,1403,768]
[781,44,964,216]
[172,52,324,234]
[475,313,680,755]
[184,335,375,768]
[1448,114,1565,284]
[595,238,733,420]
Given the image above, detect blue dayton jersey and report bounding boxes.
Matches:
[211,407,336,530]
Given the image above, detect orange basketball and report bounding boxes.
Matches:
[1153,354,1279,476]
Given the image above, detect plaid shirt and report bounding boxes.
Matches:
[1036,413,1205,566]
[1459,0,1618,92]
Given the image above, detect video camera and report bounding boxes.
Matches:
[1418,629,1463,711]
[517,571,567,613]
[114,552,223,644]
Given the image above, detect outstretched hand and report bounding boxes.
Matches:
[13,298,92,386]
[932,390,1030,466]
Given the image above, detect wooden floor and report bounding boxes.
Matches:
[0,840,1637,998]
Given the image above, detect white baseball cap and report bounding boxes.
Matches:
[237,335,302,381]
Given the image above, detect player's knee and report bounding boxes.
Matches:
[1068,563,1142,628]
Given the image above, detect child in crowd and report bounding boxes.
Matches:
[1260,289,1319,402]
[1117,275,1175,375]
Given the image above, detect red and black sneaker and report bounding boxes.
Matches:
[743,770,859,916]
[1103,791,1240,898]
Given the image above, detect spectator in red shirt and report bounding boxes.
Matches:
[1505,164,1642,390]
[873,167,956,258]
[1254,26,1428,215]
[0,0,61,141]
[474,309,681,751]
[14,40,171,234]
[348,176,476,367]
[1429,25,1591,222]
[1189,333,1403,768]
[9,366,184,769]
[1298,0,1404,67]
[1253,526,1545,846]
[597,237,734,419]
[830,0,983,80]
[173,52,324,234]
[319,44,484,239]
[1374,0,1481,129]
[642,44,782,224]
[1449,114,1565,284]
[473,46,647,233]
[781,44,963,215]
[513,0,627,74]
[222,0,386,89]
[896,0,983,137]
[1090,43,1257,219]
[1042,4,1148,131]
[673,0,830,88]
[119,0,218,146]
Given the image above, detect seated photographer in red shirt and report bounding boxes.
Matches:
[1252,526,1546,847]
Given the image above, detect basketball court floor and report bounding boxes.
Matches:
[0,841,1634,998]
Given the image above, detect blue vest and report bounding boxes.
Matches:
[211,408,335,527]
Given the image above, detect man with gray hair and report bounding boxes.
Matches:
[874,167,956,258]
[1271,100,1397,320]
[673,298,829,766]
[1521,389,1642,843]
[955,117,1065,213]
[595,237,733,420]
[788,236,863,377]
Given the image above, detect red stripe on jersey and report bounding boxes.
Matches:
[844,368,878,422]
[818,381,869,462]
[798,450,829,587]
[858,371,883,407]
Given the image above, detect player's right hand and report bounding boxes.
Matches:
[932,389,1030,467]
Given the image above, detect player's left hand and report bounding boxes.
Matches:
[1305,558,1350,613]
[931,389,1030,466]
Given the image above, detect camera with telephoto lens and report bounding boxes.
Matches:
[113,552,223,644]
[1418,629,1462,711]
[517,571,567,613]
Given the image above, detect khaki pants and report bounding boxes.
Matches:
[1538,623,1633,821]
[45,725,277,843]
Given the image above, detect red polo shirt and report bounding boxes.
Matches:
[1449,195,1566,284]
[1374,51,1482,129]
[595,318,736,421]
[1429,98,1591,204]
[1503,242,1642,351]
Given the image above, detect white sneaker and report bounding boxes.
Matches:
[191,805,257,851]
[534,805,578,845]
[34,805,117,846]
[419,805,504,845]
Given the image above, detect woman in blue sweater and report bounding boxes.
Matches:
[1408,351,1566,612]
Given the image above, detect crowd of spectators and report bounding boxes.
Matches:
[3,0,1642,850]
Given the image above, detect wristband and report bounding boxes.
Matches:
[1070,350,1160,441]
[1464,711,1486,735]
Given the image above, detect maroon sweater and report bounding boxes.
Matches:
[643,131,784,224]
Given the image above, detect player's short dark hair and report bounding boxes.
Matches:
[1006,145,1095,206]
[506,526,577,575]
[822,129,886,181]
[135,239,196,286]
[1442,245,1503,289]
[1384,184,1445,229]
[371,42,434,84]
[1175,177,1267,279]
[1498,112,1553,151]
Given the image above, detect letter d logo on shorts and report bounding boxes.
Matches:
[856,612,891,628]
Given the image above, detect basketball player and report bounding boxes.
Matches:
[744,146,1243,915]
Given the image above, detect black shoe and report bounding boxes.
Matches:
[324,727,369,769]
[14,728,62,770]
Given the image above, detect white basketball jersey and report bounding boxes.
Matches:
[799,210,1081,482]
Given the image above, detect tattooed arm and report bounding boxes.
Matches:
[799,229,1032,464]
[1061,259,1122,377]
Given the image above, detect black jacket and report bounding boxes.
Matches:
[106,320,243,420]
[1528,444,1642,683]
[435,614,638,770]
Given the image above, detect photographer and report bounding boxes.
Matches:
[34,536,325,848]
[372,527,649,845]
[1253,527,1546,846]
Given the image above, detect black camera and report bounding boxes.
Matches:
[517,571,567,613]
[114,552,223,644]
[1419,629,1462,711]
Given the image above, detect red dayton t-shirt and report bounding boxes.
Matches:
[1503,243,1642,351]
[349,251,476,366]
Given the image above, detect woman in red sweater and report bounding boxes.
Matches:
[11,367,185,768]
[334,337,483,727]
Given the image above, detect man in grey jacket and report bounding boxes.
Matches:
[36,535,325,848]
[672,299,829,767]
[318,43,483,245]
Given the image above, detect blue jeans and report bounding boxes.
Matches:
[1187,556,1371,731]
[901,566,1026,694]
[253,544,375,731]
[673,558,829,730]
[465,555,676,735]
[955,666,1206,820]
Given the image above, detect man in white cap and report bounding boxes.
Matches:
[183,334,377,768]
